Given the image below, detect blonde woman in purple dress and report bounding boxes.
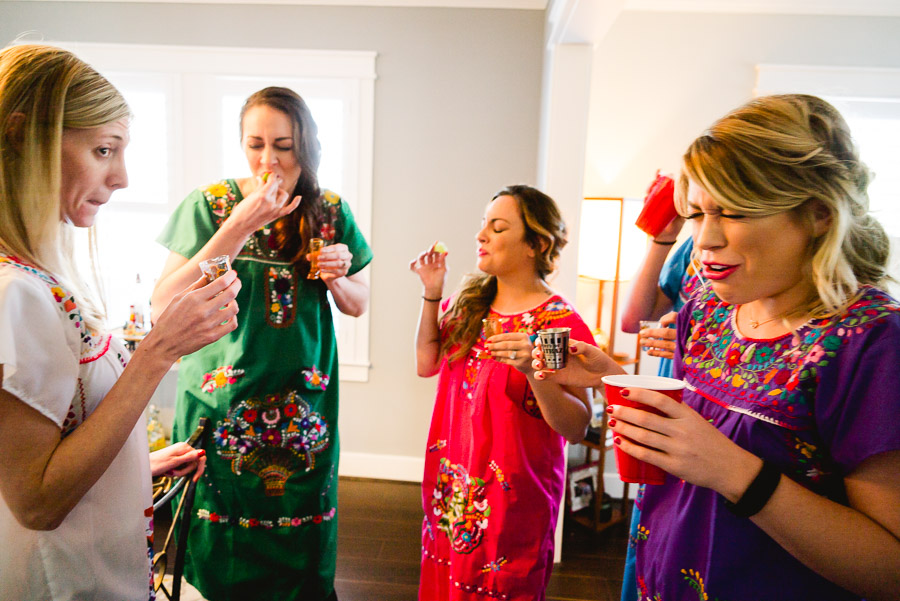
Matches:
[534,94,900,601]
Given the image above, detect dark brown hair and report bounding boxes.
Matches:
[440,185,567,362]
[240,87,325,267]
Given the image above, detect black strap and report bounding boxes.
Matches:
[723,460,782,518]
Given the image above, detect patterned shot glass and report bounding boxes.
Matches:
[199,254,231,283]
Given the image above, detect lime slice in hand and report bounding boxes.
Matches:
[261,171,272,183]
[431,241,449,254]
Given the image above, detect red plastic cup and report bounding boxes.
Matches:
[634,173,677,237]
[601,374,685,485]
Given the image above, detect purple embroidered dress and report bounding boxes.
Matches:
[633,285,900,601]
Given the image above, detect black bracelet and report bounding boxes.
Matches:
[422,296,442,302]
[722,460,782,518]
[652,239,677,246]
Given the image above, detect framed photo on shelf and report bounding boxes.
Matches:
[568,462,600,513]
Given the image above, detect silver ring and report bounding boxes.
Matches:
[510,350,517,360]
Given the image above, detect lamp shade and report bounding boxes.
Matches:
[577,197,646,281]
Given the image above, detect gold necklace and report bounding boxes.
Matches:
[745,303,808,329]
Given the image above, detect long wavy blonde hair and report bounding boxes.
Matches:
[0,43,131,331]
[440,185,568,362]
[675,93,891,314]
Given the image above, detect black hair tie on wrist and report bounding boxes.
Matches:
[652,239,677,246]
[723,460,782,518]
[422,296,442,302]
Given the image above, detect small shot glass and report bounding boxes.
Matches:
[199,255,231,283]
[639,320,662,351]
[307,238,326,280]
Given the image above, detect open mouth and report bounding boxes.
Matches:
[702,263,738,280]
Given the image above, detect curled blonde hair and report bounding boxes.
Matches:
[0,43,131,331]
[676,94,891,313]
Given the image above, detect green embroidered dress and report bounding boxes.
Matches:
[157,180,372,600]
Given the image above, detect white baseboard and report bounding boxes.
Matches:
[338,451,424,482]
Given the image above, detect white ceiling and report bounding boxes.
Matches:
[18,0,900,13]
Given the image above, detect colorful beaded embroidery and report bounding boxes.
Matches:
[302,365,330,391]
[0,254,111,365]
[431,458,491,554]
[213,389,330,496]
[266,266,296,327]
[201,365,245,393]
[196,506,335,529]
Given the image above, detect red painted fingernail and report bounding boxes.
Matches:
[569,345,577,353]
[606,405,614,414]
[198,449,206,456]
[621,389,630,397]
[608,418,616,427]
[614,437,622,445]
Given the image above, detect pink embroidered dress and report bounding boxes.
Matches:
[0,254,154,601]
[420,295,595,601]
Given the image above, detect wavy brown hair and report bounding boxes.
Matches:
[440,185,567,362]
[239,87,325,270]
[675,94,891,314]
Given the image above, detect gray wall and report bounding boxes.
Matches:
[1,2,546,472]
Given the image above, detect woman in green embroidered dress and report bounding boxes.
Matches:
[151,87,372,601]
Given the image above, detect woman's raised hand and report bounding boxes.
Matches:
[227,173,302,236]
[409,242,448,298]
[142,270,242,363]
[531,338,623,388]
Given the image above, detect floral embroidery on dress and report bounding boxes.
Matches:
[480,557,508,573]
[488,460,511,492]
[213,390,330,496]
[266,266,296,327]
[428,439,447,453]
[0,254,110,364]
[320,190,341,242]
[682,285,900,432]
[201,365,245,393]
[302,365,330,391]
[61,378,87,438]
[431,458,491,554]
[196,506,335,529]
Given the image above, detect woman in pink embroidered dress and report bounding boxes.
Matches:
[0,44,239,600]
[410,185,596,601]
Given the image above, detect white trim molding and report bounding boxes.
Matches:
[338,451,424,482]
[18,0,548,7]
[625,0,900,17]
[756,64,900,100]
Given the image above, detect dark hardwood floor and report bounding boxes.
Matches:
[154,477,629,600]
[335,478,628,601]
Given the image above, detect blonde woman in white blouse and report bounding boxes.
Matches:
[0,44,241,600]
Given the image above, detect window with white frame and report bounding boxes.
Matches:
[50,42,376,381]
[756,65,900,298]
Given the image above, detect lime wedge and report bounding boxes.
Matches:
[432,241,448,254]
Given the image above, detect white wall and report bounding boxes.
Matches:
[583,11,900,197]
[583,9,900,495]
[0,2,547,481]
